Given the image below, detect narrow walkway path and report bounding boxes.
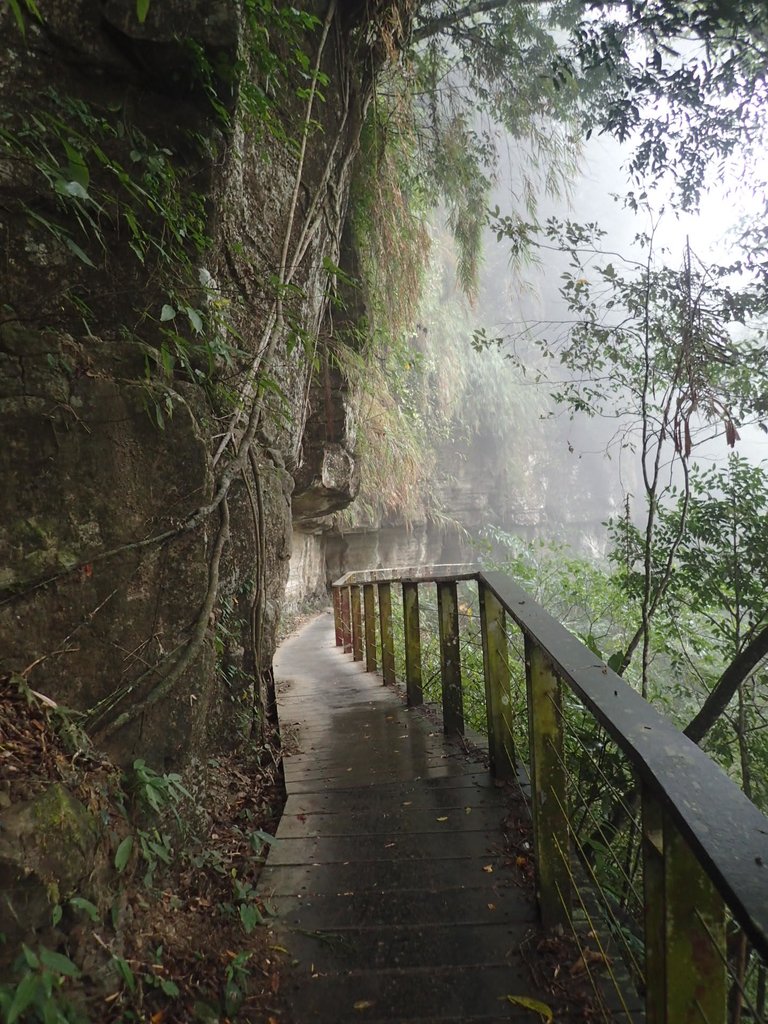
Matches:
[259,611,551,1023]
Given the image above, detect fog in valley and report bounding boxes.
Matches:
[439,128,768,559]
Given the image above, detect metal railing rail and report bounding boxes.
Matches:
[331,564,768,1024]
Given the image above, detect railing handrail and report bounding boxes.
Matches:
[332,563,479,588]
[332,563,768,962]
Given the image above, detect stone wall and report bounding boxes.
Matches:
[0,1,377,767]
[284,530,328,613]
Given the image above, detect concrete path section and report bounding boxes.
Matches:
[258,610,551,1023]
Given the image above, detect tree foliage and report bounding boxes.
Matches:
[563,0,768,207]
[392,0,768,279]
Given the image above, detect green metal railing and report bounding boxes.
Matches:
[332,565,768,1024]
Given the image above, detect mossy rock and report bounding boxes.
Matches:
[0,783,100,954]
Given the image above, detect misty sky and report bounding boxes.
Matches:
[495,130,768,472]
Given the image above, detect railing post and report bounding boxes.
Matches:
[479,581,515,778]
[437,580,463,736]
[402,582,423,706]
[351,585,363,662]
[363,583,377,672]
[378,582,395,686]
[332,587,343,646]
[642,789,727,1024]
[341,586,352,653]
[525,635,570,928]
[643,792,666,1024]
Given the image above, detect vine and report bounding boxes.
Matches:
[82,0,349,735]
[0,0,366,749]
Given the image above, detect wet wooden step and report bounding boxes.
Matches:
[258,856,519,896]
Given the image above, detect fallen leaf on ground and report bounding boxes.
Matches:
[502,995,554,1022]
[570,949,611,976]
[353,1000,375,1010]
[483,864,493,873]
[436,816,448,822]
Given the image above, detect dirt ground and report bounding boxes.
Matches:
[1,674,289,1023]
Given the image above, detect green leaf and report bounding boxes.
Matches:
[250,828,277,846]
[51,904,62,927]
[583,633,603,660]
[7,0,26,36]
[185,306,203,334]
[62,141,89,188]
[114,835,134,872]
[160,304,176,322]
[7,972,39,1024]
[113,955,136,992]
[63,236,96,268]
[136,0,150,23]
[167,774,193,800]
[239,902,264,934]
[503,995,554,1022]
[55,179,89,200]
[69,897,99,922]
[21,945,40,969]
[39,947,79,978]
[45,995,66,1022]
[607,651,624,673]
[160,978,179,996]
[145,786,162,812]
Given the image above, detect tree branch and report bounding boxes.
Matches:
[412,0,515,43]
[684,622,768,744]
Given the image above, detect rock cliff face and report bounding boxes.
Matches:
[292,420,626,594]
[0,1,386,767]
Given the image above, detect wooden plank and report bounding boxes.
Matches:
[437,580,463,735]
[276,776,498,814]
[274,804,506,838]
[378,581,396,686]
[351,585,363,661]
[402,582,423,706]
[332,587,343,645]
[282,965,556,1024]
[284,763,486,794]
[268,887,534,929]
[269,921,534,971]
[333,563,478,587]
[643,789,666,1024]
[364,582,377,672]
[259,859,523,896]
[341,586,352,651]
[264,829,511,866]
[525,635,570,928]
[479,581,515,779]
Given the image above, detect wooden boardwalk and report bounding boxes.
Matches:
[258,611,554,1023]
